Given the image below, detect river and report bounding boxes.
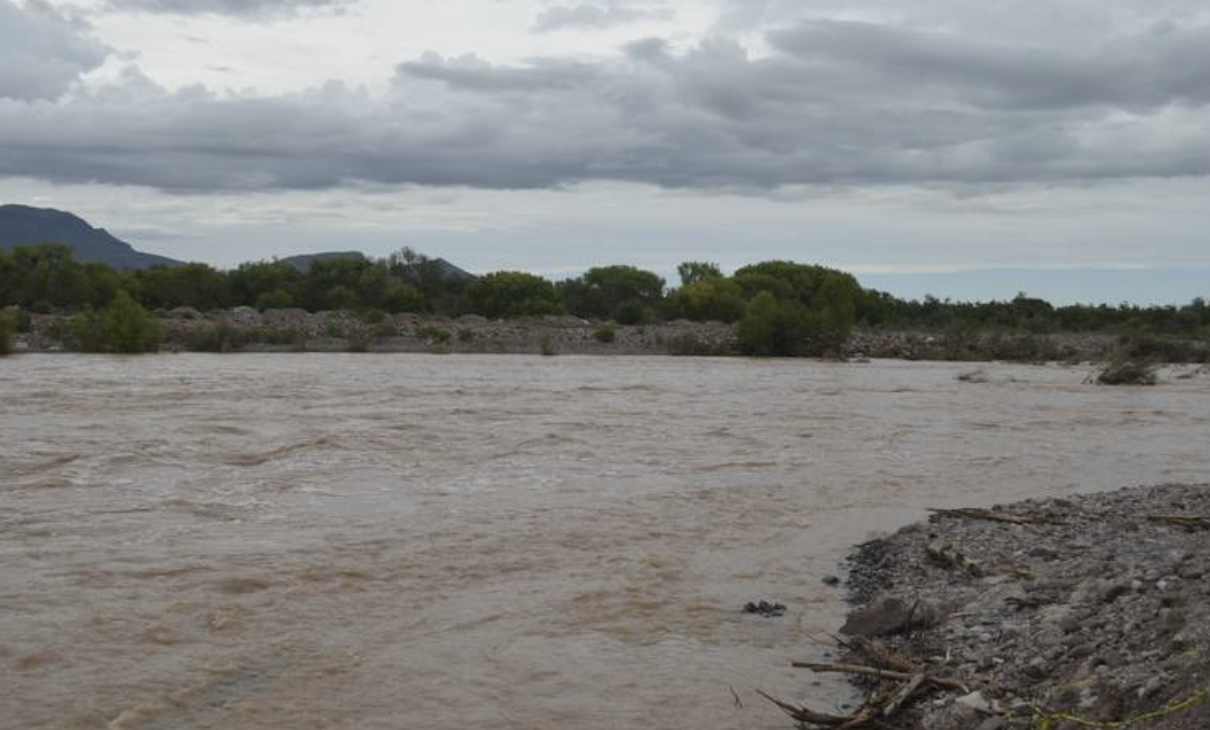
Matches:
[2,355,1208,729]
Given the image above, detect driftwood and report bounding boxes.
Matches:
[928,507,1066,526]
[760,636,971,728]
[1146,514,1210,532]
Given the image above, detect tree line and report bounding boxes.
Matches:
[1,243,1208,356]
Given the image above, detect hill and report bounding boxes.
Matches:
[0,204,180,270]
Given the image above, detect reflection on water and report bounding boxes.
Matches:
[1,355,1208,729]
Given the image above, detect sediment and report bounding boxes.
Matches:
[782,484,1210,729]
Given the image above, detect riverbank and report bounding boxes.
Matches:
[11,307,1209,363]
[775,484,1210,729]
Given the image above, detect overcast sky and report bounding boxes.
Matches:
[3,0,1209,302]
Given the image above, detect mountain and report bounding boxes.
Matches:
[0,204,180,270]
[279,251,366,272]
[279,250,476,281]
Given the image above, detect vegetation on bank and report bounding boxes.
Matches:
[0,309,15,355]
[1,244,1208,358]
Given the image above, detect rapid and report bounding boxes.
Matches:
[2,355,1208,730]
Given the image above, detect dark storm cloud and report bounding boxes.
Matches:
[102,0,348,17]
[532,2,672,33]
[3,17,1210,192]
[767,21,1210,110]
[0,0,109,101]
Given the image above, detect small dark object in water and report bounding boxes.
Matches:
[744,600,787,617]
[822,575,841,587]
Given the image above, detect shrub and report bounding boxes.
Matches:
[71,311,108,352]
[540,334,556,356]
[324,315,346,338]
[417,326,451,344]
[373,321,398,339]
[593,326,616,343]
[184,323,248,353]
[346,332,372,353]
[0,310,16,355]
[736,292,808,357]
[457,328,476,342]
[75,291,162,354]
[667,333,731,356]
[360,308,387,324]
[1097,360,1157,386]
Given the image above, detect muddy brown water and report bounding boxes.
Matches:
[2,355,1208,730]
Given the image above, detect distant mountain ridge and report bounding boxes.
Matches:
[0,204,477,279]
[0,204,181,270]
[277,250,475,282]
[278,251,366,272]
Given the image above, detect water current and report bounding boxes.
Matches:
[2,355,1208,729]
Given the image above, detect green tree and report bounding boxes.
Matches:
[557,265,665,320]
[666,277,745,323]
[135,263,230,311]
[465,271,562,319]
[677,261,723,286]
[381,283,425,313]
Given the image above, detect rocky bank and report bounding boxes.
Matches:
[785,485,1210,729]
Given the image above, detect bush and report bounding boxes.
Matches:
[667,333,731,357]
[373,321,398,339]
[71,291,161,353]
[1097,360,1157,386]
[457,328,476,342]
[593,326,616,343]
[736,292,809,357]
[184,323,248,353]
[0,310,16,355]
[106,291,161,353]
[346,332,372,353]
[417,326,451,344]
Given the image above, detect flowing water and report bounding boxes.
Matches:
[2,354,1208,730]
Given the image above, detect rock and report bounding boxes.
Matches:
[822,575,841,587]
[840,597,942,637]
[743,600,786,618]
[975,718,1009,730]
[956,691,993,713]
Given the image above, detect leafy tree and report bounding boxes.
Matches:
[557,265,665,320]
[229,261,301,308]
[666,277,745,323]
[135,263,230,311]
[465,271,562,318]
[677,261,723,287]
[381,283,425,313]
[255,288,295,310]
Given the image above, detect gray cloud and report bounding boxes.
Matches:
[102,0,348,17]
[532,1,672,33]
[3,20,1210,192]
[0,0,109,101]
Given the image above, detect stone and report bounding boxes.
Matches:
[840,597,942,637]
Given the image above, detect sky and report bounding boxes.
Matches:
[2,0,1209,303]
